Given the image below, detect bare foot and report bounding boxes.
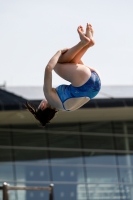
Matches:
[77,26,90,45]
[86,23,95,46]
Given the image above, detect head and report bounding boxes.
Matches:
[25,100,58,127]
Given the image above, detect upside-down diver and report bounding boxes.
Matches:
[26,23,101,126]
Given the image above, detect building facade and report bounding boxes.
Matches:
[0,86,133,200]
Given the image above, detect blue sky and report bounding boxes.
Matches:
[0,0,133,86]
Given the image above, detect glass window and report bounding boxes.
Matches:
[54,184,77,200]
[81,122,113,133]
[119,167,133,183]
[77,184,88,200]
[82,135,115,150]
[127,121,133,134]
[0,148,14,183]
[112,121,125,134]
[0,189,2,200]
[14,149,49,163]
[0,163,14,182]
[115,136,126,150]
[48,123,80,132]
[0,132,11,146]
[87,184,131,200]
[50,150,83,165]
[128,138,133,150]
[0,148,12,162]
[84,152,117,165]
[26,190,49,200]
[15,164,50,182]
[86,166,119,184]
[48,133,81,149]
[14,149,50,183]
[0,120,133,200]
[13,132,47,147]
[51,166,85,183]
[15,190,26,200]
[8,190,18,200]
[117,153,133,166]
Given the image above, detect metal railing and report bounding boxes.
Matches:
[0,182,54,200]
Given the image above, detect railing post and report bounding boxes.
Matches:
[49,184,54,200]
[2,182,53,200]
[3,182,8,200]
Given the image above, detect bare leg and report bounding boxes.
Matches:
[70,23,94,64]
[70,44,91,64]
[58,26,90,63]
[58,24,94,64]
[54,24,94,86]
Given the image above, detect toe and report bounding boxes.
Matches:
[77,26,81,32]
[81,27,84,32]
[86,24,90,30]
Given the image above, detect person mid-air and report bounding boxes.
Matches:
[26,23,101,126]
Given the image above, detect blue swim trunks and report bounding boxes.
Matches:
[55,71,101,110]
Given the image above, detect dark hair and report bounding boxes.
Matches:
[25,101,58,127]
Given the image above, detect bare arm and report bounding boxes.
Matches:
[43,49,68,94]
[43,51,62,94]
